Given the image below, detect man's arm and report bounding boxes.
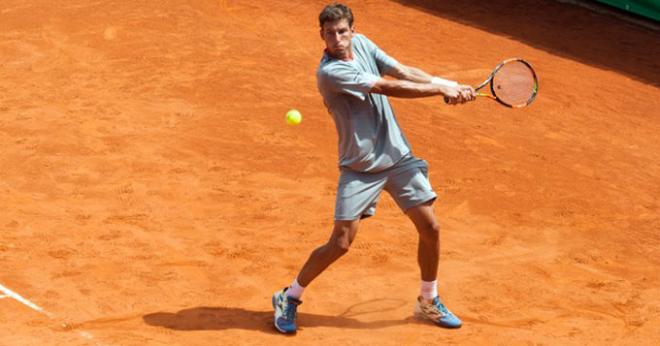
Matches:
[371,79,453,98]
[371,78,475,104]
[374,63,475,104]
[386,64,434,84]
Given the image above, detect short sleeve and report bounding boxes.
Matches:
[320,62,380,101]
[358,35,399,75]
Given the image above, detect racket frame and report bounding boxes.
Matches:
[475,57,538,108]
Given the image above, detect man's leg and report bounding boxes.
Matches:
[405,200,439,282]
[273,165,384,334]
[272,219,360,334]
[297,219,360,286]
[406,200,462,329]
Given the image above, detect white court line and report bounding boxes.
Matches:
[0,283,52,317]
[0,282,101,343]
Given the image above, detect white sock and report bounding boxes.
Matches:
[285,278,305,299]
[421,280,438,301]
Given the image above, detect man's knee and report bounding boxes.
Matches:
[328,222,356,257]
[329,237,351,257]
[418,221,440,241]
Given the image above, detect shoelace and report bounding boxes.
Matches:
[433,298,450,316]
[283,299,298,321]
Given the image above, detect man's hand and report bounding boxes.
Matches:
[444,84,476,105]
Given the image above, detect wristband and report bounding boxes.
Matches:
[431,76,458,88]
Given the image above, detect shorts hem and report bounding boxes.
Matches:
[334,212,374,221]
[401,193,437,212]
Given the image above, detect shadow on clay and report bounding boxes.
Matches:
[143,298,421,333]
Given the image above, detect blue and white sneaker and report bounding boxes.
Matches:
[414,296,462,328]
[272,288,302,334]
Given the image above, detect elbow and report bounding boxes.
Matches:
[370,78,389,95]
[371,79,409,96]
[370,79,415,97]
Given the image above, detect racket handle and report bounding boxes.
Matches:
[445,92,487,104]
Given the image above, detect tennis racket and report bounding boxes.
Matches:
[445,58,538,108]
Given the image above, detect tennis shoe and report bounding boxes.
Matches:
[414,295,462,328]
[272,288,302,334]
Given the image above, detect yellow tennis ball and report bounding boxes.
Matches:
[285,109,302,126]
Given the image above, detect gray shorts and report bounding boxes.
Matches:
[334,155,437,220]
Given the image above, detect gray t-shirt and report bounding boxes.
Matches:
[317,34,411,173]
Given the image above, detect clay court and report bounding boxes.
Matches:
[1,0,659,344]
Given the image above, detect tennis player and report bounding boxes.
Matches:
[272,3,475,334]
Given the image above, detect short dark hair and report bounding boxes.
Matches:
[319,3,354,28]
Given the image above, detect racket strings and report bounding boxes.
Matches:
[492,61,537,107]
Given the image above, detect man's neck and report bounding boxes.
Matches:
[326,48,353,61]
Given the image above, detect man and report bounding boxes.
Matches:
[272,3,475,334]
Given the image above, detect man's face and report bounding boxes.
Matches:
[321,18,354,60]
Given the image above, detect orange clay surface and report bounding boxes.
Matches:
[1,1,659,345]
